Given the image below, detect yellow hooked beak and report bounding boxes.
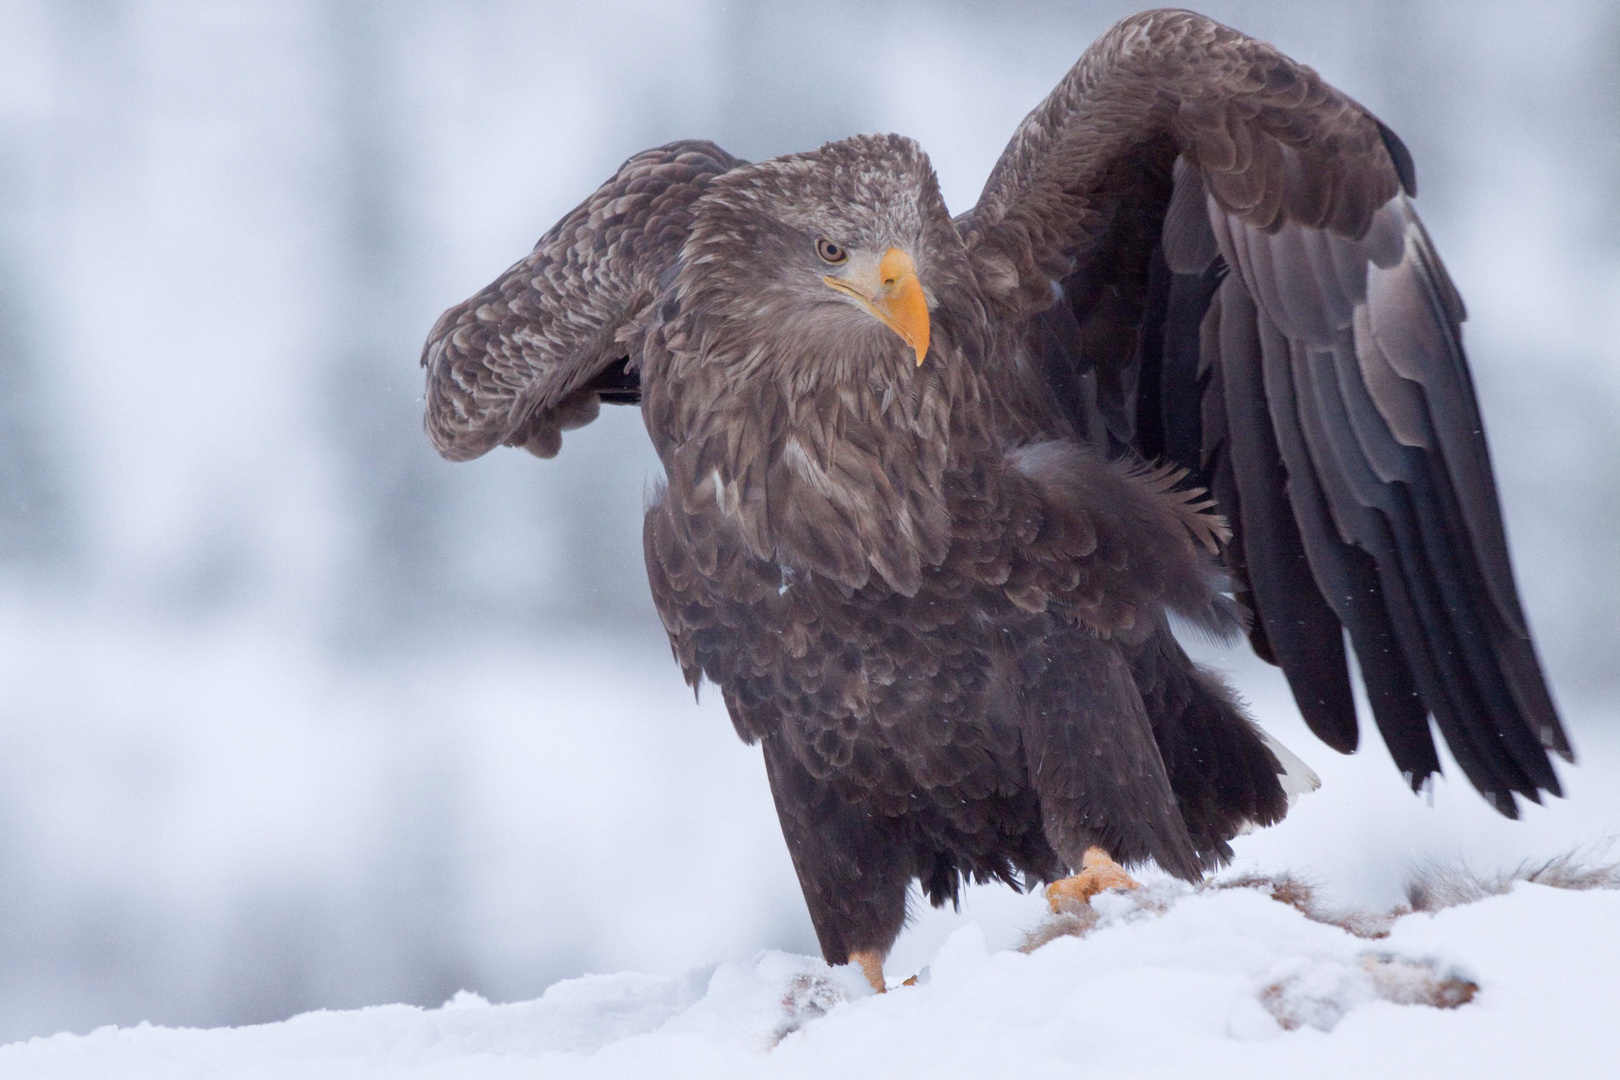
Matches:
[822,247,931,366]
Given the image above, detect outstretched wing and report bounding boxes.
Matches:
[960,9,1569,815]
[421,140,742,461]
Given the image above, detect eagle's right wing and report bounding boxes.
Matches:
[421,141,741,461]
[958,9,1569,815]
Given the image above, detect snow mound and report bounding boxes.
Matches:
[4,875,1615,1078]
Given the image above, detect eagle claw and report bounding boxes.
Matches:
[848,949,888,993]
[1046,847,1141,912]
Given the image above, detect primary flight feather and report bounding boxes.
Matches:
[421,9,1569,989]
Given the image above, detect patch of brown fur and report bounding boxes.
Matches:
[1258,956,1478,1031]
[1361,954,1479,1009]
[1212,871,1404,939]
[1256,981,1300,1030]
[771,972,848,1046]
[1019,907,1100,953]
[1406,848,1620,913]
[1022,881,1170,952]
[1021,847,1620,956]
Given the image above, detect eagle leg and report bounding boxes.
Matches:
[760,733,911,979]
[848,949,887,993]
[1045,847,1141,912]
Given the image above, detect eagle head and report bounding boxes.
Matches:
[667,133,982,394]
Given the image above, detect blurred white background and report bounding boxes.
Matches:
[0,0,1616,1043]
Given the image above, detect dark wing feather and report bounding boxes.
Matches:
[961,10,1569,813]
[421,141,741,461]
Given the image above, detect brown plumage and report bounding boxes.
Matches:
[420,10,1570,979]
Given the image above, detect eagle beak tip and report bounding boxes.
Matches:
[822,247,932,367]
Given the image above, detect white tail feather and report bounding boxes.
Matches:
[1261,728,1321,806]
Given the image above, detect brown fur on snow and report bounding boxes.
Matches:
[1024,849,1620,953]
[1020,849,1620,1025]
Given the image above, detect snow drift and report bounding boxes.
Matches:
[4,866,1614,1079]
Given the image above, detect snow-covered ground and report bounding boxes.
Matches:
[3,590,1618,1075]
[3,582,1618,1050]
[5,869,1615,1078]
[4,585,1618,1039]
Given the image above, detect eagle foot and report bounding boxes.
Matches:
[1045,847,1141,912]
[848,949,887,993]
[845,951,921,993]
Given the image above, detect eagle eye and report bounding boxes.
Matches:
[815,238,849,264]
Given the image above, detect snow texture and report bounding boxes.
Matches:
[4,874,1613,1078]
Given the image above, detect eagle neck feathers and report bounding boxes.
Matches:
[644,303,977,596]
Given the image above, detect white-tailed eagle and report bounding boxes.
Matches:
[420,9,1570,990]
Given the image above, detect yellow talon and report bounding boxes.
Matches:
[849,949,887,993]
[1046,847,1141,912]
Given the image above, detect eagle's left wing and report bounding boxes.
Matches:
[422,141,741,461]
[957,9,1569,816]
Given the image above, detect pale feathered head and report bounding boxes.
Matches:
[663,134,987,395]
